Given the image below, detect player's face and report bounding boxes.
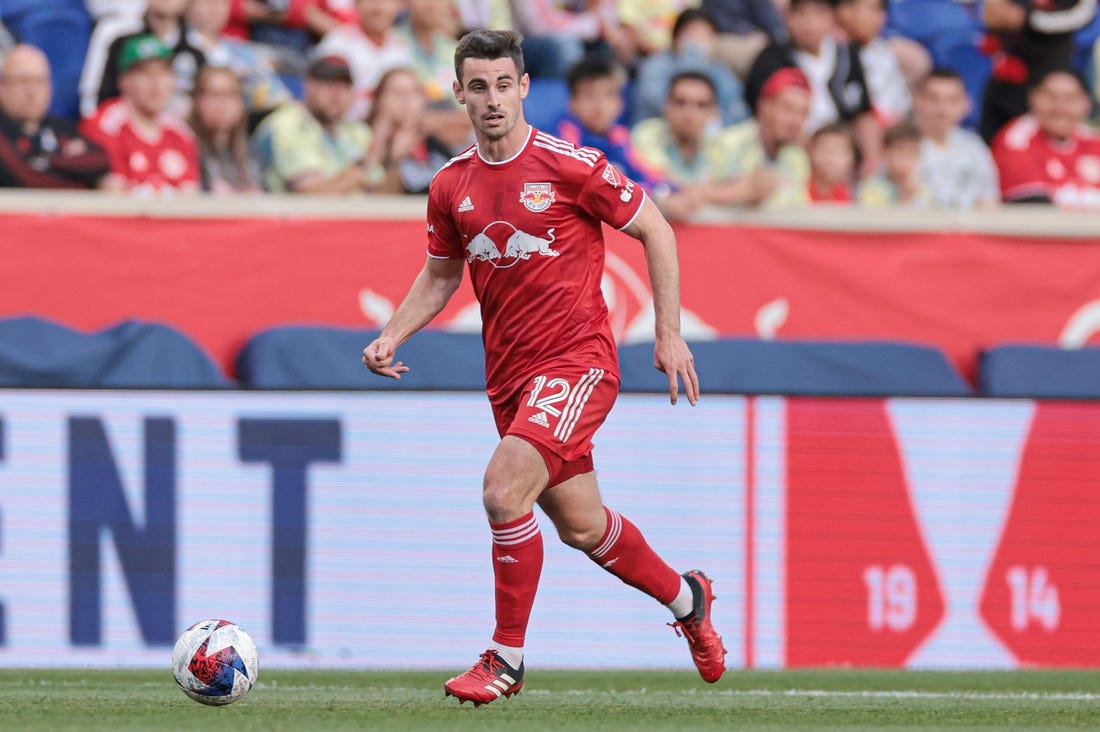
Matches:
[914,77,968,138]
[121,60,175,118]
[759,87,811,145]
[665,78,717,141]
[454,57,529,142]
[305,78,355,126]
[1030,73,1090,141]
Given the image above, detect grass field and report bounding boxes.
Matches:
[2,668,1099,731]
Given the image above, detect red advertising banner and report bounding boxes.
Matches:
[1,213,1098,378]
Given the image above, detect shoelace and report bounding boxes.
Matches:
[469,651,505,681]
[668,616,701,642]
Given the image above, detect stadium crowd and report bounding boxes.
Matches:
[0,0,1098,212]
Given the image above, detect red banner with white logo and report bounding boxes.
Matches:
[0,214,1097,378]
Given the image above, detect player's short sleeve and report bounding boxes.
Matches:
[426,176,464,258]
[576,158,646,231]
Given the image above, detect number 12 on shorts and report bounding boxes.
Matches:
[526,368,606,443]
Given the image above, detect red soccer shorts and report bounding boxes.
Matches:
[493,366,619,486]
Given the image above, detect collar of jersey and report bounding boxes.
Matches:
[476,125,533,167]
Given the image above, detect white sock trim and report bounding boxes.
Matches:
[667,577,694,619]
[488,640,523,670]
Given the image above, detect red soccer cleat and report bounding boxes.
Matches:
[444,650,524,706]
[669,570,727,683]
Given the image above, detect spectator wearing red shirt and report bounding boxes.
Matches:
[992,68,1100,207]
[80,34,201,195]
[806,122,856,203]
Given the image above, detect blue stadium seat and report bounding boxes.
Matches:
[618,339,972,396]
[886,0,979,51]
[524,77,570,132]
[237,326,486,390]
[0,316,229,388]
[979,344,1100,398]
[935,41,991,130]
[1,1,92,120]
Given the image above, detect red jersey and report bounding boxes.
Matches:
[426,126,645,406]
[992,114,1100,207]
[80,99,201,194]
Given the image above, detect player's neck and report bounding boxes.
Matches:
[477,124,531,163]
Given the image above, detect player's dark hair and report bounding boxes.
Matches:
[667,70,718,101]
[566,56,624,95]
[454,29,525,85]
[671,8,718,40]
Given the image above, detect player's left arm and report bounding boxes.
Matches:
[621,195,700,406]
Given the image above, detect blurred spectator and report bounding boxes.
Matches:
[510,0,634,78]
[709,66,812,207]
[700,0,787,79]
[85,1,145,23]
[187,65,262,192]
[632,71,745,212]
[856,120,930,206]
[834,0,916,127]
[453,0,512,32]
[3,1,93,120]
[365,67,461,193]
[806,122,856,203]
[745,0,880,177]
[980,0,1096,142]
[80,35,202,194]
[992,68,1100,207]
[0,44,110,188]
[633,8,750,126]
[314,0,413,120]
[393,0,474,148]
[252,55,379,193]
[913,68,1000,210]
[617,0,697,57]
[224,1,355,59]
[81,0,206,119]
[555,57,662,189]
[187,0,294,115]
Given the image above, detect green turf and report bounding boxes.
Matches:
[1,669,1099,731]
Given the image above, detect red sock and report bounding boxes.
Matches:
[587,507,681,605]
[490,512,543,646]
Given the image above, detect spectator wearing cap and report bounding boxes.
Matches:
[745,0,881,178]
[80,34,202,194]
[315,0,414,121]
[0,44,110,189]
[251,55,383,193]
[992,69,1100,207]
[712,66,813,207]
[81,0,207,119]
[632,8,749,127]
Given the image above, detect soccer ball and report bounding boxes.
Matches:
[171,619,259,706]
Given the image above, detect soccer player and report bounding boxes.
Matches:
[362,29,727,706]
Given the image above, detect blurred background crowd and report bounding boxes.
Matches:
[0,0,1098,215]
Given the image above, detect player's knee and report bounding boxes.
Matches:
[481,472,532,523]
[556,522,603,551]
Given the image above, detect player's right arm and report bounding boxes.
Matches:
[362,255,464,379]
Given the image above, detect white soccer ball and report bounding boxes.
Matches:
[171,619,259,706]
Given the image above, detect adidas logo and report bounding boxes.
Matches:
[528,411,550,428]
[496,555,519,563]
[602,557,620,569]
[458,195,474,212]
